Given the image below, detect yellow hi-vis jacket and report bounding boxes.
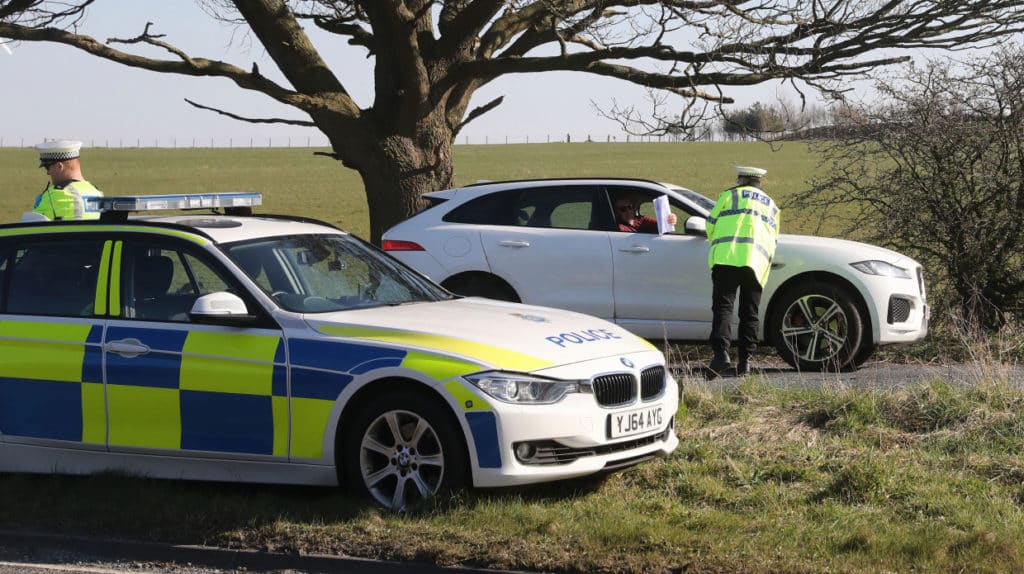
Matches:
[33,180,104,221]
[706,185,780,286]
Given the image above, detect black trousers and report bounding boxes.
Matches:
[710,265,763,357]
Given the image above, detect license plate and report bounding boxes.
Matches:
[608,405,664,439]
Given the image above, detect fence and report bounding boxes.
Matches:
[0,130,748,148]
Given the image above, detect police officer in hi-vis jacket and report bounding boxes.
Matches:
[32,140,104,220]
[705,166,780,379]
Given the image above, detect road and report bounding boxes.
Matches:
[676,359,1024,389]
[0,530,526,574]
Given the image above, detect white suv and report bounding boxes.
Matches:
[383,178,929,371]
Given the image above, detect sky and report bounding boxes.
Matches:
[0,1,821,148]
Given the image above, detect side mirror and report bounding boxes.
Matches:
[20,212,50,222]
[188,291,258,326]
[684,216,707,237]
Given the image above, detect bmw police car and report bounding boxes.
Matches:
[0,193,678,510]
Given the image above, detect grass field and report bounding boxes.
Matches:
[3,377,1024,573]
[0,142,826,238]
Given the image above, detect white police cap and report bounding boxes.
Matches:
[36,140,82,166]
[735,165,767,177]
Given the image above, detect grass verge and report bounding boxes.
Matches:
[4,376,1024,573]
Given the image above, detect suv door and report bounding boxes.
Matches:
[0,236,108,449]
[476,186,614,319]
[606,187,713,339]
[103,237,288,459]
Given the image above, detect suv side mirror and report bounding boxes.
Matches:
[684,216,707,237]
[188,291,258,326]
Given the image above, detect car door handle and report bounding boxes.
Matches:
[619,245,651,253]
[105,338,151,358]
[498,240,530,248]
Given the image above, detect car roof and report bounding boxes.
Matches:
[2,214,346,245]
[424,177,672,199]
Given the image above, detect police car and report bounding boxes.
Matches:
[0,193,678,511]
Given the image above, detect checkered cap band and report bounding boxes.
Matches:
[39,149,80,161]
[36,140,82,166]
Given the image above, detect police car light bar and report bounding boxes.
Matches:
[89,192,262,213]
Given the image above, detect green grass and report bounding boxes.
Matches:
[4,378,1024,572]
[0,142,825,239]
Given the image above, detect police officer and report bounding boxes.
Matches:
[705,166,780,378]
[32,140,103,220]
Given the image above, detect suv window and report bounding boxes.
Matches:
[443,190,518,225]
[442,185,605,230]
[514,187,599,230]
[4,240,105,317]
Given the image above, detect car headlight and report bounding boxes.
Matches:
[850,260,911,279]
[465,371,581,404]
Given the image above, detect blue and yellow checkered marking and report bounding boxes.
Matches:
[0,321,103,443]
[0,320,509,467]
[103,327,287,455]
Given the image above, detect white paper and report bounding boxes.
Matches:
[653,195,674,235]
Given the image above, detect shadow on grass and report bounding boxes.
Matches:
[0,469,610,545]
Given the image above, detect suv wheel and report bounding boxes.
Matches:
[769,281,864,371]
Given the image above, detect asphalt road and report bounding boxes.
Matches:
[677,359,1024,389]
[0,530,531,574]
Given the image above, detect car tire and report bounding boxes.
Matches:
[853,341,877,367]
[769,281,864,372]
[442,273,520,302]
[343,391,466,511]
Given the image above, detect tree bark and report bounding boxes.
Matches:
[331,113,455,244]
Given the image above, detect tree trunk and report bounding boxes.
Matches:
[339,119,455,245]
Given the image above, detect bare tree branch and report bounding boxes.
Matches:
[0,20,344,113]
[7,0,1024,243]
[184,98,316,126]
[453,95,504,136]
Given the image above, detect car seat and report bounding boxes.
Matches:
[131,255,176,320]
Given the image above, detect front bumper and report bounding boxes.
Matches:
[862,268,929,345]
[465,371,680,488]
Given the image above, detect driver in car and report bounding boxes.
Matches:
[613,194,676,233]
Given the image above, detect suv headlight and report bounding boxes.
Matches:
[465,371,581,404]
[850,260,911,279]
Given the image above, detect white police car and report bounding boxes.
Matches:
[0,193,678,511]
[382,178,930,371]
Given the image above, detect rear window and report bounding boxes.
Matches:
[443,191,518,225]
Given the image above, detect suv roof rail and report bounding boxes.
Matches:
[461,176,663,188]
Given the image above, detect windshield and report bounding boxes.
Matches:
[667,185,716,213]
[222,233,451,313]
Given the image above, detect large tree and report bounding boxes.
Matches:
[4,1,1024,242]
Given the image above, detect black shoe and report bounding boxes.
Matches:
[706,352,732,380]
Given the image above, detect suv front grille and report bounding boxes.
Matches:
[640,366,665,400]
[592,373,636,406]
[888,296,911,323]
